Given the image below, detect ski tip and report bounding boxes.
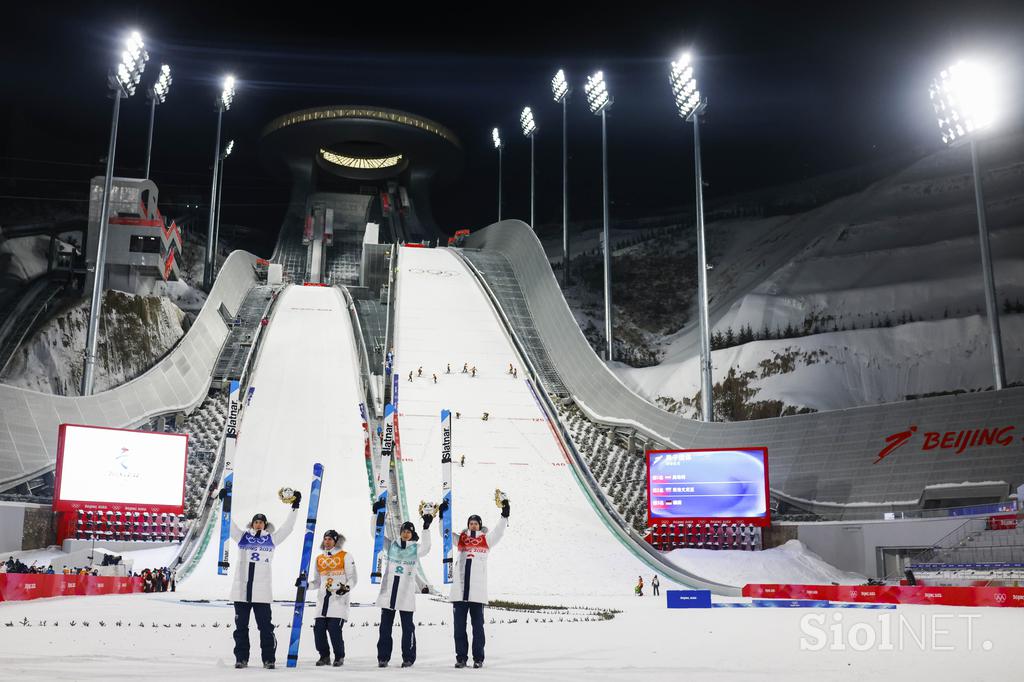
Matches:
[441,408,450,420]
[384,403,395,416]
[313,462,324,474]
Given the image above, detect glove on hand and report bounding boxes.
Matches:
[421,514,434,529]
[291,490,302,510]
[336,584,350,595]
[501,500,511,518]
[438,500,450,516]
[372,499,386,514]
[218,488,228,500]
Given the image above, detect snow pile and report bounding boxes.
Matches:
[0,236,51,283]
[664,539,864,586]
[0,290,185,395]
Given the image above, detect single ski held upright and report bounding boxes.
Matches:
[371,403,396,583]
[286,462,325,668]
[440,408,454,584]
[217,379,242,575]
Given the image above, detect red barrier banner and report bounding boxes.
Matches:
[0,575,143,602]
[743,583,1024,607]
[988,514,1018,530]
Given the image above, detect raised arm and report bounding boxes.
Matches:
[416,520,433,558]
[487,516,508,548]
[273,507,299,544]
[230,519,245,542]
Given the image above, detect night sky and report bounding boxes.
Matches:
[1,2,1023,255]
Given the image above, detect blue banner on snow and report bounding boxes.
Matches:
[666,590,712,609]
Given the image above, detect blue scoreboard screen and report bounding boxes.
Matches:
[646,448,770,526]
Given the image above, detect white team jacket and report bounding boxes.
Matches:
[449,516,507,604]
[309,546,358,620]
[229,509,298,604]
[374,519,432,612]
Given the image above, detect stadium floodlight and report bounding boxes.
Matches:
[212,139,235,279]
[144,64,172,179]
[520,107,537,228]
[205,75,237,290]
[551,69,569,104]
[930,60,996,145]
[929,59,1006,389]
[584,70,612,114]
[585,69,614,361]
[551,69,571,286]
[221,75,236,111]
[82,30,150,396]
[492,127,504,221]
[668,50,713,421]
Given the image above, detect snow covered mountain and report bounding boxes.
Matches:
[550,134,1024,418]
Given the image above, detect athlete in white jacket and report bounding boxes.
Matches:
[228,493,300,669]
[372,501,433,668]
[448,498,509,668]
[308,529,357,666]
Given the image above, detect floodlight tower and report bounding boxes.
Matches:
[144,64,172,179]
[520,107,537,228]
[492,127,504,221]
[930,60,1006,389]
[551,69,571,285]
[204,75,235,291]
[213,139,234,277]
[584,70,614,362]
[669,51,714,422]
[81,30,149,396]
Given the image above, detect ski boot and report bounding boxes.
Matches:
[333,658,344,667]
[263,662,275,669]
[455,659,468,669]
[473,660,484,669]
[234,661,247,669]
[316,656,331,667]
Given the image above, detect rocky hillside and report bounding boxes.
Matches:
[0,290,186,395]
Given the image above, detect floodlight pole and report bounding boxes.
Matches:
[213,153,226,279]
[969,138,1006,390]
[144,95,157,179]
[497,145,504,222]
[690,102,714,422]
[204,104,224,291]
[81,91,123,396]
[561,96,570,286]
[600,108,613,362]
[529,133,536,228]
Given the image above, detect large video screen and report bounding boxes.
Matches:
[53,424,188,513]
[647,448,770,526]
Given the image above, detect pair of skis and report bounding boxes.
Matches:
[286,462,325,668]
[370,403,396,583]
[366,402,454,586]
[217,380,242,576]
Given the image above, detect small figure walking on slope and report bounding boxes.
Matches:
[408,371,413,383]
[470,367,477,378]
[417,367,423,378]
[462,363,469,374]
[432,374,438,384]
[446,364,451,374]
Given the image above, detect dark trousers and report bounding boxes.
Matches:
[653,583,660,596]
[313,617,345,661]
[233,602,276,664]
[453,601,486,663]
[377,608,416,664]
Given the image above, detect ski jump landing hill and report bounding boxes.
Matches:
[183,284,382,605]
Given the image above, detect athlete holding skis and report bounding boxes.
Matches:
[373,505,434,668]
[308,530,357,667]
[227,490,301,669]
[446,493,510,668]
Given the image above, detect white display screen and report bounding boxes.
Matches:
[54,424,188,512]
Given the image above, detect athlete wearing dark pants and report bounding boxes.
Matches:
[377,608,417,664]
[447,497,509,668]
[233,602,275,664]
[313,618,345,662]
[453,601,485,663]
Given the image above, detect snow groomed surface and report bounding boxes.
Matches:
[392,246,653,597]
[183,285,376,605]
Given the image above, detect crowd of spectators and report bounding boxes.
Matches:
[3,556,177,589]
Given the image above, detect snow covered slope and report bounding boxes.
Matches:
[392,246,653,597]
[181,285,374,603]
[610,137,1024,416]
